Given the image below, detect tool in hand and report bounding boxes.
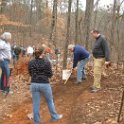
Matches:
[64,69,73,85]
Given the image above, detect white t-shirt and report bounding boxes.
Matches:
[0,39,11,60]
[27,46,34,55]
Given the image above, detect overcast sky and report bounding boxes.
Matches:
[93,0,113,6]
[49,0,124,13]
[80,0,113,9]
[82,0,124,8]
[59,0,114,12]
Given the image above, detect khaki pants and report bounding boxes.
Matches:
[93,58,105,88]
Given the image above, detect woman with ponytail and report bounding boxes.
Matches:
[28,47,63,124]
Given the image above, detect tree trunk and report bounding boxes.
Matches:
[110,0,118,49]
[93,0,100,28]
[30,0,33,36]
[75,0,79,44]
[49,0,58,48]
[35,0,42,20]
[0,0,7,13]
[63,0,72,69]
[83,0,94,49]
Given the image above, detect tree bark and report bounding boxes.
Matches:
[93,0,100,28]
[83,0,94,49]
[75,0,79,44]
[35,0,42,20]
[110,0,117,48]
[63,0,72,69]
[29,0,33,36]
[49,0,58,48]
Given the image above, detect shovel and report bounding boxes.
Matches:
[64,69,73,85]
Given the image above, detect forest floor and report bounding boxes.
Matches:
[0,64,124,124]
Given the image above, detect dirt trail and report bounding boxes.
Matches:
[1,76,94,124]
[1,73,124,124]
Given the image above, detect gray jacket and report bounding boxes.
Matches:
[92,35,110,61]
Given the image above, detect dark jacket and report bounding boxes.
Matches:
[92,35,110,61]
[73,45,89,68]
[28,58,53,83]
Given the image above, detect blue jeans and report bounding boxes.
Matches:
[0,60,10,92]
[77,57,89,82]
[31,83,59,124]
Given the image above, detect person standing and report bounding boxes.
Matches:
[42,44,53,63]
[68,44,90,84]
[91,29,110,92]
[0,32,12,94]
[27,46,34,57]
[28,47,63,124]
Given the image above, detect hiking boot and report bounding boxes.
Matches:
[52,114,63,121]
[82,77,86,80]
[75,81,82,84]
[9,90,14,95]
[90,87,101,93]
[3,91,9,96]
[90,85,96,90]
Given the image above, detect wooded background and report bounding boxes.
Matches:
[0,0,124,68]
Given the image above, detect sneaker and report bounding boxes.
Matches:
[3,91,9,96]
[9,90,14,95]
[90,87,101,93]
[82,77,86,80]
[52,114,63,121]
[75,81,82,85]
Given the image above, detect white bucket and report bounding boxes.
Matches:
[62,69,71,80]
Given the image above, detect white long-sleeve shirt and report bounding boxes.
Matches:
[0,39,11,60]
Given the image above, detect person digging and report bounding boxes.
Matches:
[68,44,90,84]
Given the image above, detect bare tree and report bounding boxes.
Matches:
[93,0,101,28]
[110,0,117,48]
[35,0,42,20]
[83,0,94,49]
[75,0,79,44]
[0,0,7,13]
[63,0,72,69]
[29,0,34,36]
[49,0,58,48]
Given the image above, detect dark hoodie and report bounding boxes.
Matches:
[28,58,53,83]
